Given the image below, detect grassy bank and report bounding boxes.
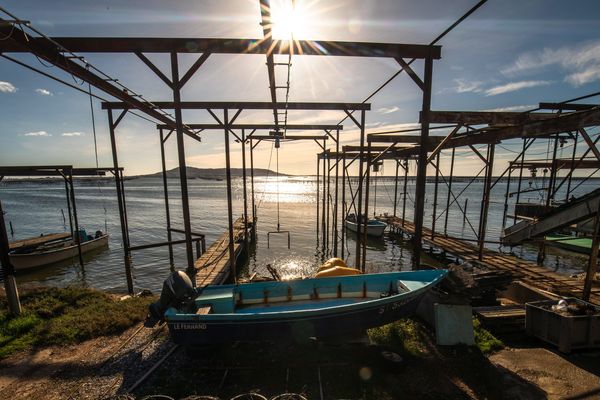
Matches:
[368,317,503,355]
[0,286,154,358]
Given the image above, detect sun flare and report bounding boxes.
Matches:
[270,0,308,40]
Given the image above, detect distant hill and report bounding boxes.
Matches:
[138,166,284,180]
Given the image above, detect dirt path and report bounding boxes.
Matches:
[0,323,171,400]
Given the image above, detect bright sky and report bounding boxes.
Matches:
[0,0,599,176]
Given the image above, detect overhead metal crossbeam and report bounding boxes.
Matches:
[103,101,371,110]
[251,135,328,140]
[156,123,343,130]
[0,165,121,176]
[321,152,417,161]
[0,19,191,133]
[424,111,559,125]
[539,102,599,111]
[511,159,600,170]
[367,135,445,145]
[0,37,441,59]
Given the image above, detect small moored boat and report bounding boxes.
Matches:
[345,214,387,237]
[149,269,447,345]
[9,229,109,270]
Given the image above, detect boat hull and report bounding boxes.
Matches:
[167,291,425,345]
[9,234,109,270]
[345,220,387,237]
[164,270,446,346]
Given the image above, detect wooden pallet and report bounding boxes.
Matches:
[380,216,600,305]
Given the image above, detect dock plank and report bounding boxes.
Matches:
[194,217,252,287]
[380,216,600,305]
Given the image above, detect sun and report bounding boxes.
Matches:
[270,0,308,40]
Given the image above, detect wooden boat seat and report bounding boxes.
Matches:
[196,305,213,315]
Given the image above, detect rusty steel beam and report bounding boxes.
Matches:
[0,37,441,59]
[104,101,371,110]
[0,19,185,130]
[259,0,279,130]
[156,123,343,130]
[424,111,558,125]
[251,135,328,140]
[368,134,444,145]
[539,102,599,111]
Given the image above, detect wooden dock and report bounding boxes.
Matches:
[194,217,252,287]
[380,216,600,305]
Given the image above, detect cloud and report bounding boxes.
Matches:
[35,88,53,96]
[482,104,536,112]
[21,131,52,137]
[0,81,17,93]
[484,80,552,96]
[502,40,600,87]
[452,78,483,93]
[377,106,399,114]
[565,65,600,87]
[61,131,84,137]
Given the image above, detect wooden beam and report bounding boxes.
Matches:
[424,111,558,125]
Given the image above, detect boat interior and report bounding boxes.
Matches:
[191,270,444,316]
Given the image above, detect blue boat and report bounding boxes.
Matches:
[155,269,447,345]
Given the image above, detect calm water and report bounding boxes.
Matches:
[0,176,595,293]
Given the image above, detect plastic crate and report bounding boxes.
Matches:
[525,298,600,353]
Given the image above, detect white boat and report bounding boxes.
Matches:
[9,232,109,270]
[345,215,387,237]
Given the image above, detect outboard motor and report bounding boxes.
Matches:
[146,270,195,326]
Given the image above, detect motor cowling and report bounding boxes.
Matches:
[147,270,195,325]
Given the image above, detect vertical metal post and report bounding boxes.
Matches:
[430,152,440,239]
[333,129,340,257]
[463,198,469,226]
[326,151,331,250]
[241,129,249,246]
[478,144,495,260]
[412,55,433,268]
[68,172,84,268]
[402,159,408,227]
[514,139,527,224]
[341,157,347,259]
[170,51,195,277]
[223,109,237,283]
[566,132,578,201]
[583,199,600,301]
[546,135,559,206]
[322,147,327,251]
[355,110,366,269]
[393,160,400,216]
[316,156,320,240]
[250,139,256,225]
[63,178,73,236]
[501,167,512,233]
[362,141,372,272]
[0,201,21,315]
[107,110,134,294]
[159,129,174,270]
[444,148,455,236]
